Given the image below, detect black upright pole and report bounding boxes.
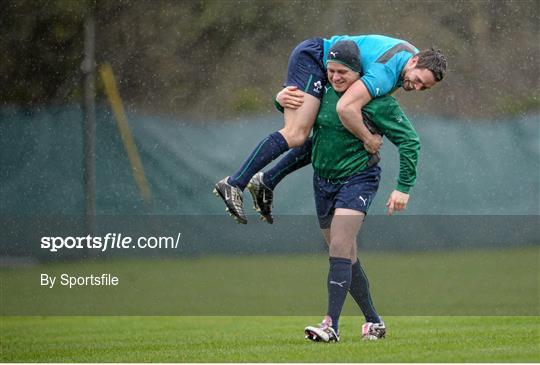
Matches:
[82,15,96,234]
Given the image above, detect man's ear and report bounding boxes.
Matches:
[410,55,419,67]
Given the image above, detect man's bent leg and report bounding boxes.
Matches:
[227,93,318,191]
[279,93,320,148]
[219,37,324,224]
[244,96,317,224]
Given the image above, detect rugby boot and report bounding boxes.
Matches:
[213,177,247,224]
[247,172,274,224]
[304,316,340,342]
[361,321,386,340]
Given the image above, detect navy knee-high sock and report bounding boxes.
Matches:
[228,131,289,190]
[327,257,352,332]
[262,137,312,190]
[349,258,381,323]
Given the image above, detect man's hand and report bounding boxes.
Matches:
[364,134,383,154]
[276,86,304,109]
[386,190,409,215]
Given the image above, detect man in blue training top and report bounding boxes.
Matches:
[214,34,446,224]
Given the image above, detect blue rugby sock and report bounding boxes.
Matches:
[349,258,381,323]
[262,137,312,190]
[228,131,289,190]
[327,257,352,332]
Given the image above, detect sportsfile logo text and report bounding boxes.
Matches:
[40,232,182,253]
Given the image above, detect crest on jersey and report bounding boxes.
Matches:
[313,80,323,93]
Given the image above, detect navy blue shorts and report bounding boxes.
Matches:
[313,165,382,229]
[284,38,327,99]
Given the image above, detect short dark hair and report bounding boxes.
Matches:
[416,48,447,82]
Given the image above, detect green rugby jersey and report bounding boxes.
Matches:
[312,86,420,193]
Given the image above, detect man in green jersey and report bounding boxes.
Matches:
[287,41,421,342]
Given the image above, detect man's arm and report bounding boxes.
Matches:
[364,96,420,215]
[385,120,419,215]
[336,80,382,153]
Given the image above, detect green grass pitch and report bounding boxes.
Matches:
[1,316,539,362]
[1,247,539,361]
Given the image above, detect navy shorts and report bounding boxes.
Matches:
[313,165,382,229]
[284,38,327,99]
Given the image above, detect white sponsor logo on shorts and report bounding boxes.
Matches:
[358,195,367,205]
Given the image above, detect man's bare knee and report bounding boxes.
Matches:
[279,128,310,147]
[329,238,352,258]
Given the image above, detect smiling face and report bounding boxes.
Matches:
[402,55,438,91]
[327,61,360,93]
